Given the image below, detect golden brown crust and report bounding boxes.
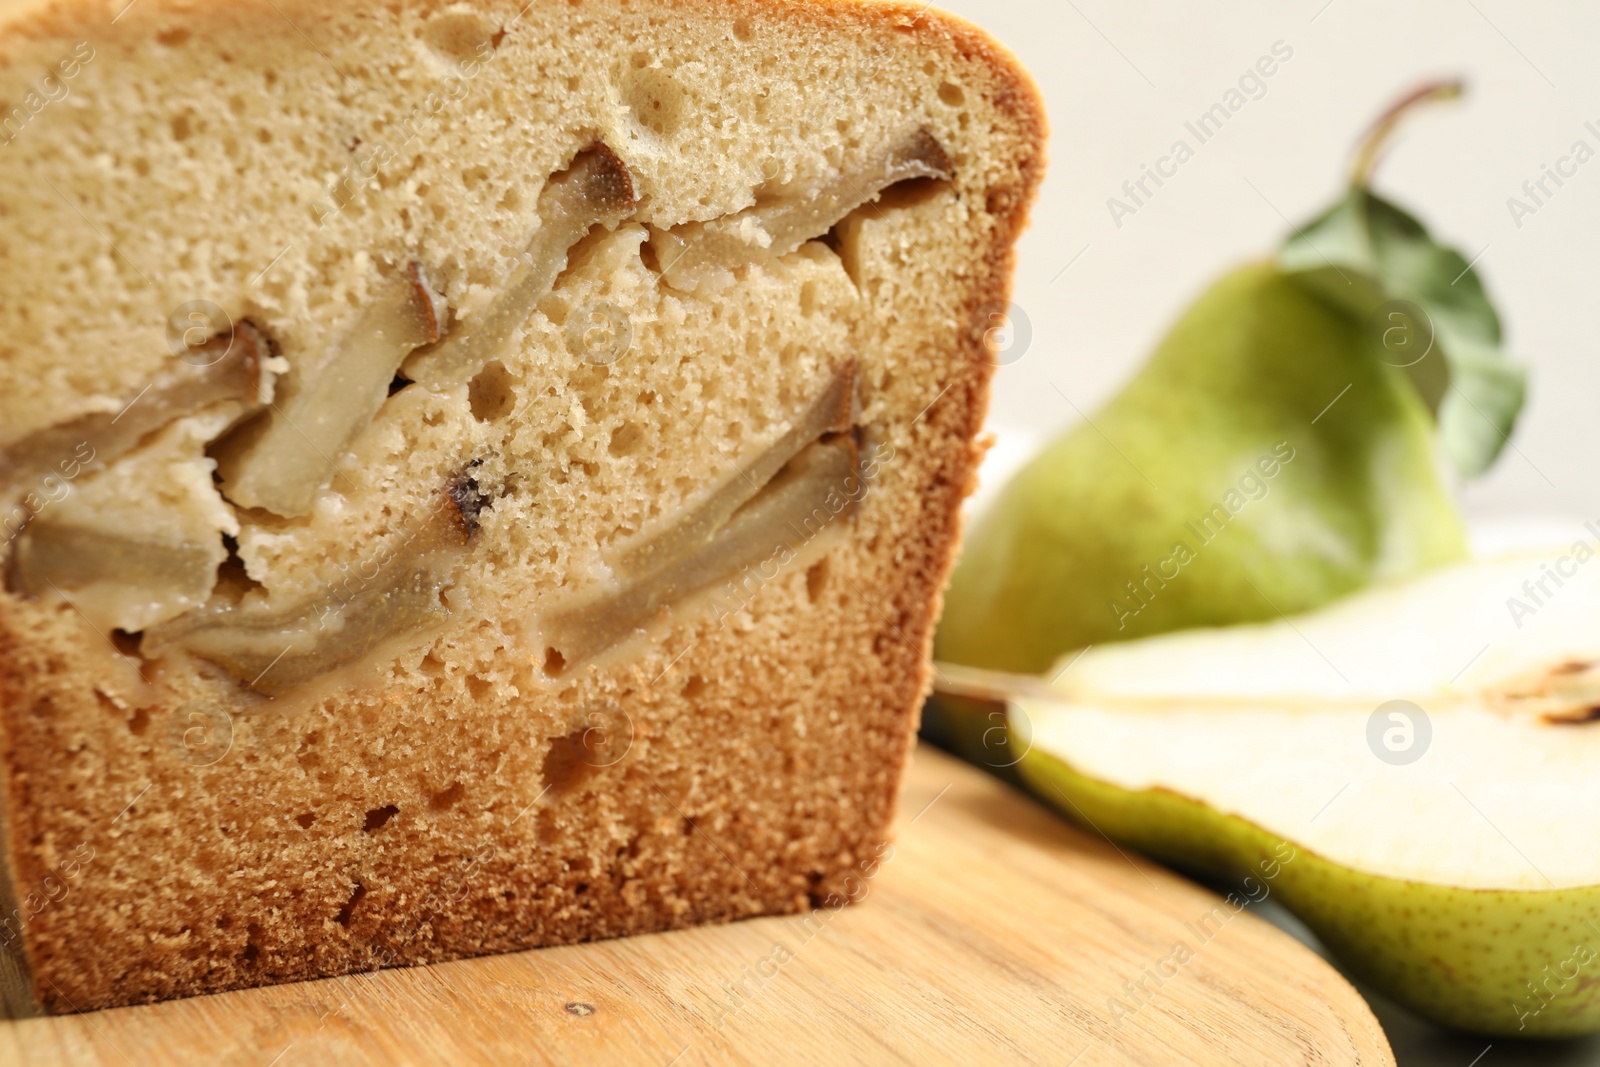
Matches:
[0,0,1044,1011]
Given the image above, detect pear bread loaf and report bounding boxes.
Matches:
[0,0,1044,1010]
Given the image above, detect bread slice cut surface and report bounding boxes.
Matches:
[0,0,1044,1010]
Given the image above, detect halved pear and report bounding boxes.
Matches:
[1009,549,1600,1037]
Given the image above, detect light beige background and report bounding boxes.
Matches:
[940,0,1598,523]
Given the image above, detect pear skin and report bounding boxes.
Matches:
[1017,744,1600,1037]
[936,263,1468,675]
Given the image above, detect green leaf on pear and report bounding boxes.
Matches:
[1281,186,1526,477]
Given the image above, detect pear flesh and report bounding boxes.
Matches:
[1012,550,1600,1036]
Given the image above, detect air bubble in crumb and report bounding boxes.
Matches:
[543,647,567,677]
[622,67,686,137]
[421,10,496,62]
[607,421,643,458]
[806,557,831,604]
[334,883,367,926]
[429,782,466,810]
[541,728,593,795]
[363,805,400,832]
[468,360,517,422]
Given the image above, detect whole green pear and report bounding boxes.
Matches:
[936,262,1468,675]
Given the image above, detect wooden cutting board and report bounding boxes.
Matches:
[0,745,1392,1066]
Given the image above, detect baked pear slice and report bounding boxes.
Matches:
[1006,549,1600,1037]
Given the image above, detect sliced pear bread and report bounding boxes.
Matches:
[0,0,1044,1010]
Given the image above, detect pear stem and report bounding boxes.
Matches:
[1349,80,1465,188]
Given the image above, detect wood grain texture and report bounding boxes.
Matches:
[0,745,1393,1066]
